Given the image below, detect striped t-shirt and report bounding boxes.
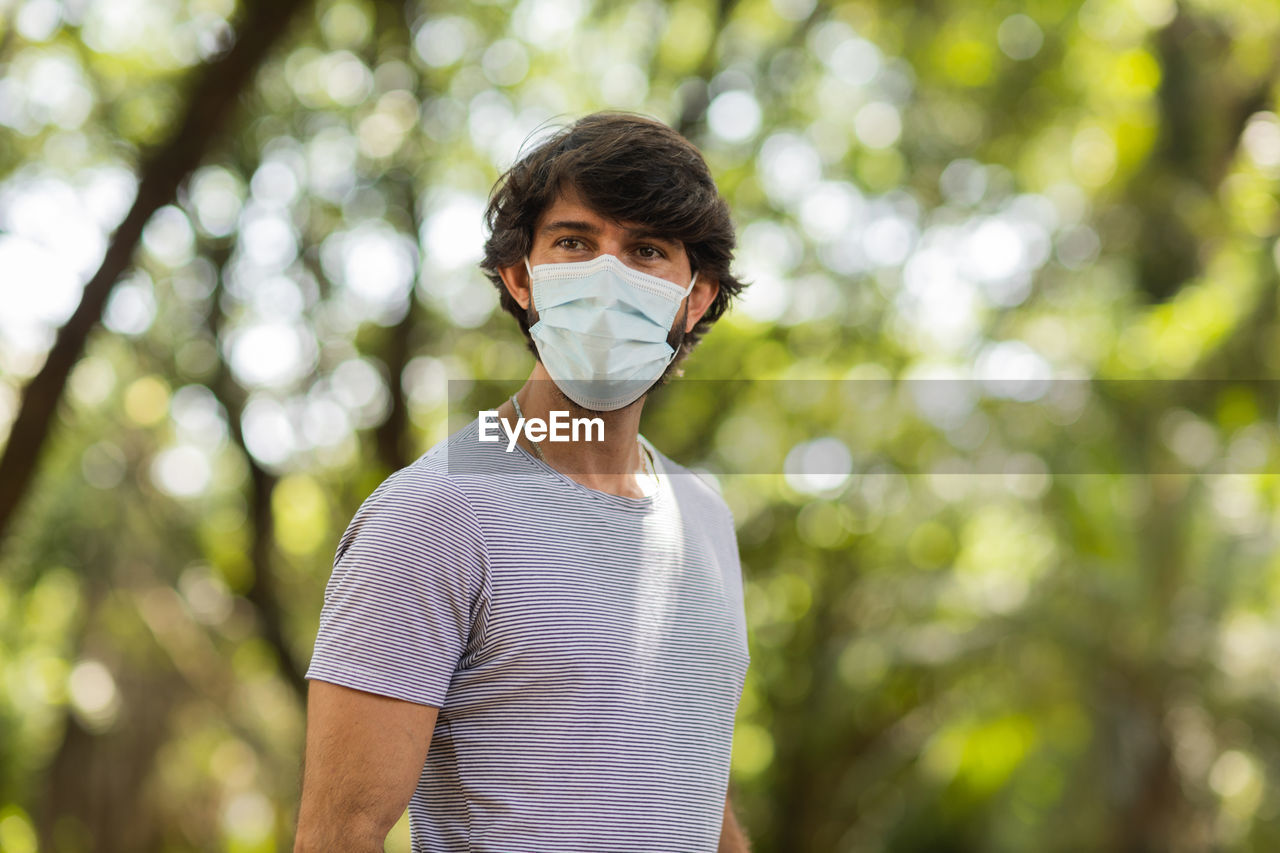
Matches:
[305,418,750,852]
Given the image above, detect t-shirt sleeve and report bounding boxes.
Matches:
[305,468,489,707]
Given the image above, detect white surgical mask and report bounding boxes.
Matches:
[524,253,698,411]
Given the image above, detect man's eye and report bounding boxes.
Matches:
[637,246,663,259]
[557,238,584,250]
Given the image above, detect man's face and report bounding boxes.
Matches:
[529,190,694,290]
[498,189,719,341]
[495,189,722,410]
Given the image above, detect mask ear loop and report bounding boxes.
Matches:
[682,270,699,296]
[523,257,538,313]
[669,270,699,352]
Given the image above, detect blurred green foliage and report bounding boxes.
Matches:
[3,0,1280,850]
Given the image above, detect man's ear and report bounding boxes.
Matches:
[497,261,531,310]
[684,276,720,332]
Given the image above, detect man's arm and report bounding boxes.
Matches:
[718,792,751,853]
[294,680,439,852]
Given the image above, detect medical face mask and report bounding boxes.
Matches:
[524,253,698,412]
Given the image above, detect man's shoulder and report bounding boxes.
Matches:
[413,418,490,473]
[331,422,519,569]
[651,445,735,528]
[362,419,519,514]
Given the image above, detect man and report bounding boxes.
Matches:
[295,112,752,852]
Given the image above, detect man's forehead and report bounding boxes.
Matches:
[534,191,681,244]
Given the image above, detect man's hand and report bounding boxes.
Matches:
[718,793,751,853]
[294,681,439,852]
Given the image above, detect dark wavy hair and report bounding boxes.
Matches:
[480,112,745,364]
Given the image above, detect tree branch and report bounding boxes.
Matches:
[202,245,309,698]
[367,2,423,477]
[0,0,313,551]
[675,0,743,140]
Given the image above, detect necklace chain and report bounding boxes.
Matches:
[509,393,547,462]
[509,394,656,482]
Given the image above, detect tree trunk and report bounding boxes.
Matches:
[0,0,313,551]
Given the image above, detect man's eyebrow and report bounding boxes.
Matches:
[539,220,681,246]
[622,227,681,246]
[540,220,602,236]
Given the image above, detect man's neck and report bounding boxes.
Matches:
[500,364,654,499]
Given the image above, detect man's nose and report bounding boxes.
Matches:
[591,243,626,260]
[591,246,646,273]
